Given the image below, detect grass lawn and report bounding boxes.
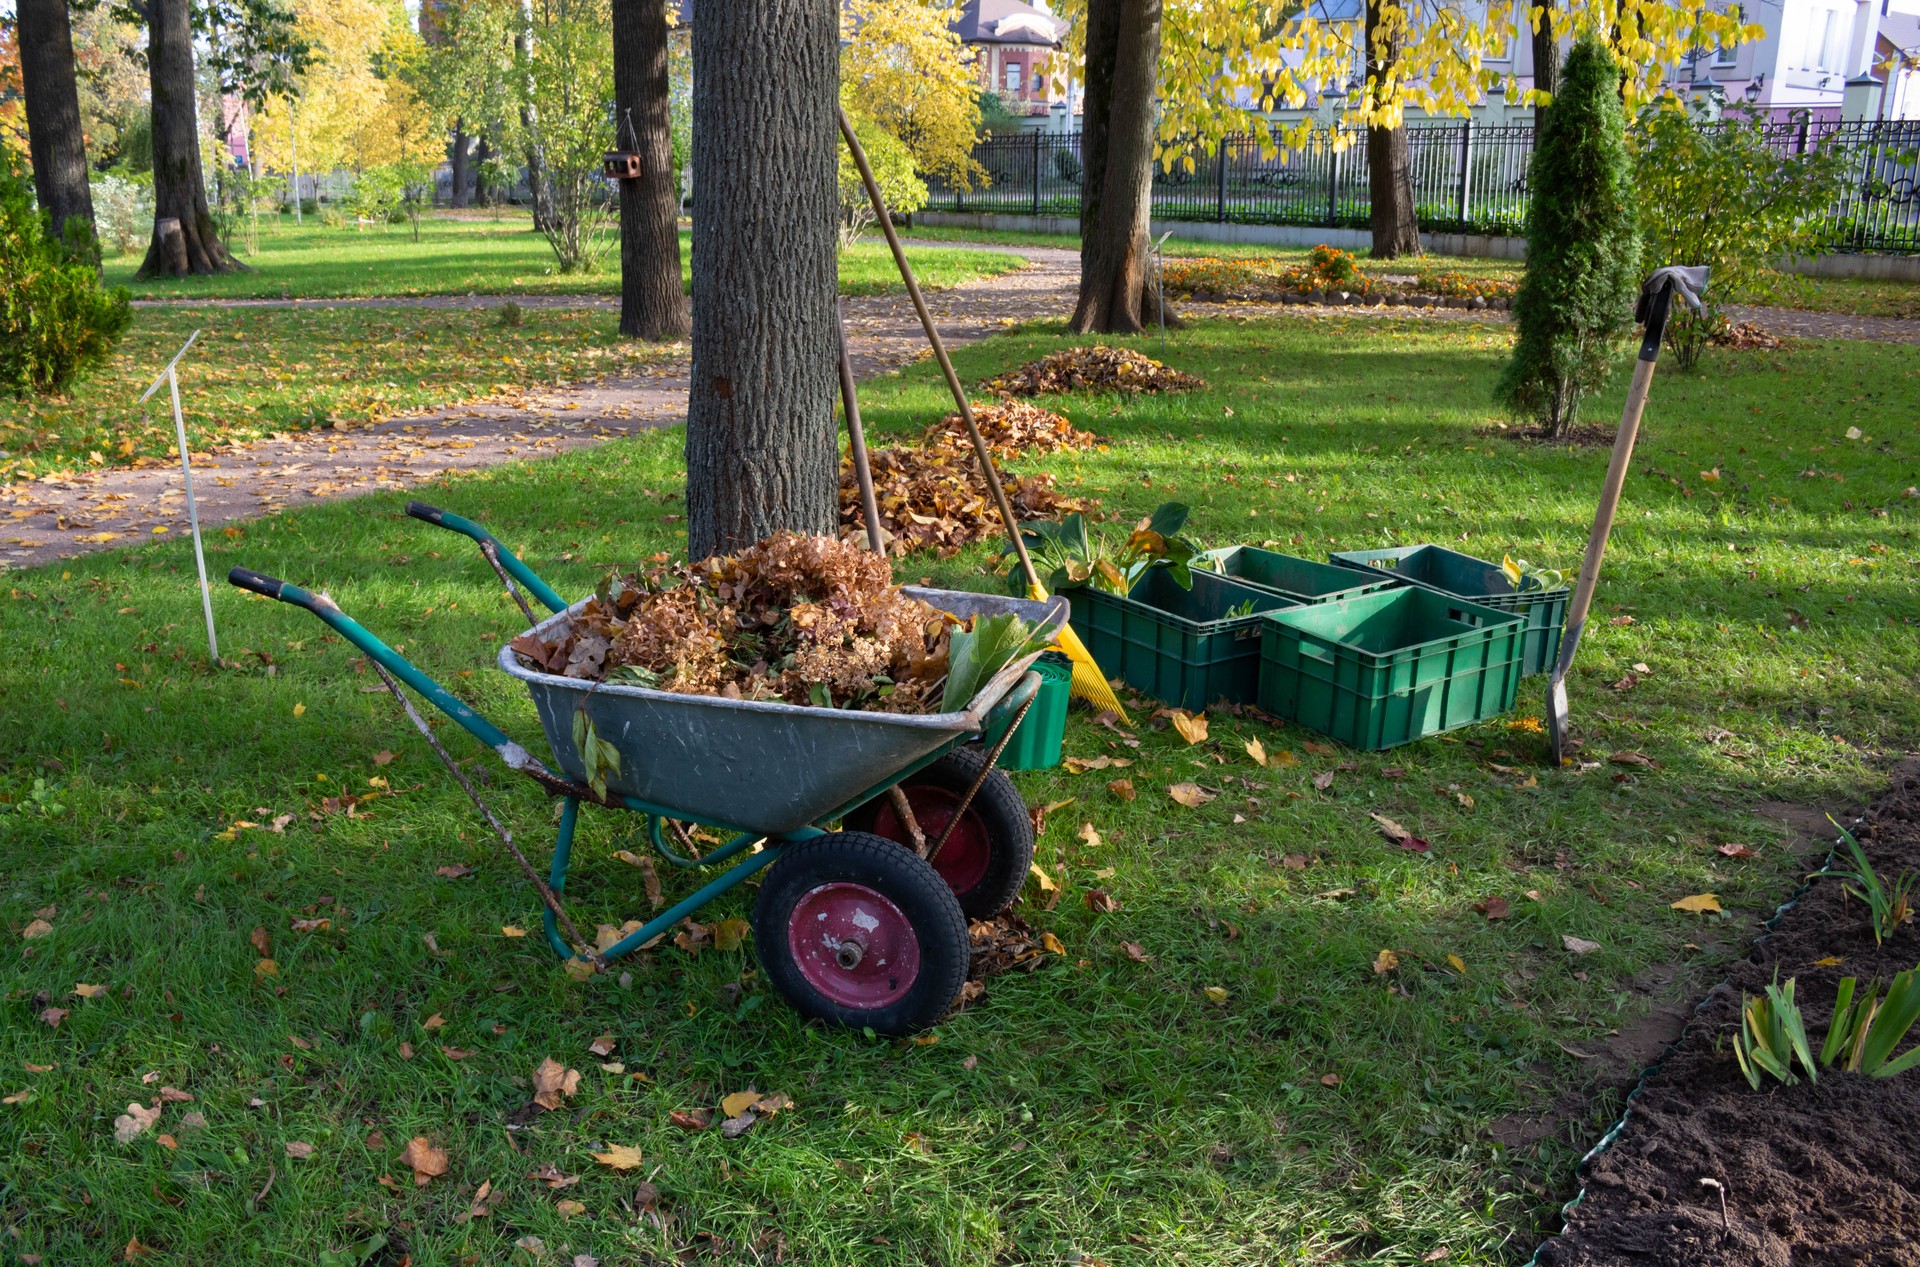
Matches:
[107,213,1025,301]
[900,222,1920,318]
[0,306,681,486]
[2,316,1916,1264]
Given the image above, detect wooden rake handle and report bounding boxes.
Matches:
[836,104,1043,594]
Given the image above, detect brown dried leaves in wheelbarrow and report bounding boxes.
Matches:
[982,345,1205,397]
[839,445,1096,558]
[509,533,955,713]
[923,398,1101,459]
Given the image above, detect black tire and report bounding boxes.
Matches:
[842,745,1034,919]
[751,832,970,1036]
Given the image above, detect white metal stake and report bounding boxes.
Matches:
[140,330,219,665]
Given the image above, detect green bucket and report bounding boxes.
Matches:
[999,652,1073,771]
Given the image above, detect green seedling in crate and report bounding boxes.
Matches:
[1821,968,1920,1079]
[1808,820,1916,946]
[1733,974,1817,1089]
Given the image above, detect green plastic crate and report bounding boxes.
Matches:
[1257,587,1525,750]
[1327,544,1569,677]
[1077,570,1298,711]
[999,652,1073,771]
[1199,545,1400,604]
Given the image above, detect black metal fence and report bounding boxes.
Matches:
[927,119,1920,254]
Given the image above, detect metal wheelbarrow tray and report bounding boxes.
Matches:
[228,502,1062,1035]
[508,587,1056,837]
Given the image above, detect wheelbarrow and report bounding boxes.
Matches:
[227,501,1065,1035]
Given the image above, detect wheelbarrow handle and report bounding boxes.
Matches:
[225,564,533,766]
[404,500,569,616]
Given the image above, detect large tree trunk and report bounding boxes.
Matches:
[17,0,97,249]
[684,0,838,559]
[612,0,690,341]
[449,119,472,208]
[1531,0,1560,123]
[1363,0,1420,259]
[1069,0,1166,335]
[138,0,242,276]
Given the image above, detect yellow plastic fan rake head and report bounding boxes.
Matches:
[1029,584,1128,723]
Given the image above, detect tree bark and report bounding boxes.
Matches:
[1069,0,1167,335]
[138,0,242,276]
[1363,0,1420,259]
[17,0,97,248]
[449,119,472,208]
[1531,0,1560,123]
[684,0,839,559]
[473,135,494,204]
[612,0,690,340]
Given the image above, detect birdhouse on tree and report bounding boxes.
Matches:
[603,151,643,181]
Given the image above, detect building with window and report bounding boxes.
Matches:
[947,0,1069,125]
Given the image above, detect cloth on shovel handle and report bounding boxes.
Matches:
[835,104,1129,723]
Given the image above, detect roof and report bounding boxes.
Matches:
[948,0,1065,47]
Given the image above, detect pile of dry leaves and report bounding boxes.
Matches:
[1710,320,1787,350]
[923,398,1100,459]
[508,533,953,712]
[839,445,1095,558]
[983,345,1205,397]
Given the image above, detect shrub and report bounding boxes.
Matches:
[1495,36,1640,440]
[837,106,928,252]
[89,175,153,257]
[0,163,133,399]
[1632,104,1850,370]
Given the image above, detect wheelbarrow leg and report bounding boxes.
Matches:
[542,797,583,962]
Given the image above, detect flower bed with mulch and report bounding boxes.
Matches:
[1534,759,1920,1266]
[1162,251,1517,312]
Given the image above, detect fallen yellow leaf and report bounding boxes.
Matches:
[1372,948,1400,975]
[1039,931,1066,955]
[292,703,306,718]
[1170,710,1209,745]
[1446,954,1467,975]
[1813,955,1844,967]
[1670,893,1722,915]
[1028,864,1057,894]
[720,1090,761,1118]
[501,925,528,938]
[1244,738,1268,767]
[1168,782,1214,808]
[1078,822,1102,849]
[590,1143,644,1171]
[1203,986,1229,1003]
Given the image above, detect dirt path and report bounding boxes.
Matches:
[1,246,1080,573]
[12,242,1914,573]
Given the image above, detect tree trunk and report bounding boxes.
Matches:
[1364,0,1420,259]
[138,0,242,276]
[515,0,554,233]
[1069,0,1167,335]
[612,0,690,340]
[1531,0,1560,123]
[473,135,493,204]
[17,0,97,249]
[685,0,838,559]
[449,119,472,208]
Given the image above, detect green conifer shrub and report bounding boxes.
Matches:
[1495,36,1640,439]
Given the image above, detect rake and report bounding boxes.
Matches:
[836,104,1128,722]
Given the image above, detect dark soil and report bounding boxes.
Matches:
[1537,758,1920,1266]
[1479,422,1620,447]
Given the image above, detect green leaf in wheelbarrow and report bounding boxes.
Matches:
[943,613,1048,713]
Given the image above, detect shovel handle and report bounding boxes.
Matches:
[1555,280,1676,679]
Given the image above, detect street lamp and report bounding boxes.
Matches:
[1744,72,1765,105]
[1842,71,1885,121]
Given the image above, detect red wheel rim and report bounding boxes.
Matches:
[786,882,922,1009]
[867,787,991,897]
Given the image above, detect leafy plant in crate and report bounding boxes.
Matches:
[1820,967,1920,1079]
[1808,821,1915,946]
[1003,502,1197,597]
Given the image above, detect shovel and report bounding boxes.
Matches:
[1547,265,1708,767]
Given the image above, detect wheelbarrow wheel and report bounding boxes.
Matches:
[842,745,1034,918]
[752,832,969,1036]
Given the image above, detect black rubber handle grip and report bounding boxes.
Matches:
[405,500,448,526]
[227,566,287,599]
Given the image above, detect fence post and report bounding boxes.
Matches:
[1216,136,1230,223]
[1455,120,1474,233]
[1326,135,1339,228]
[1033,130,1043,217]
